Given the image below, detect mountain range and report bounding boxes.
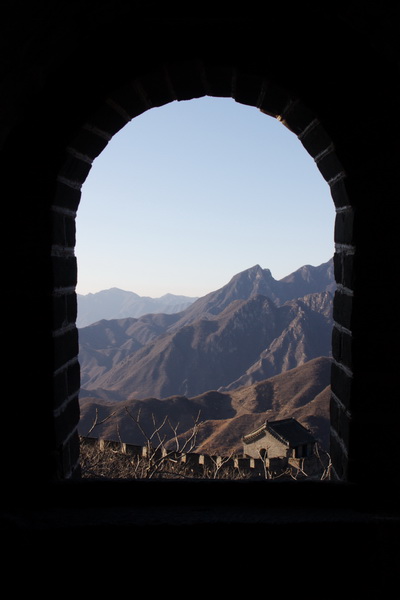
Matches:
[79,356,332,453]
[77,289,198,328]
[79,259,335,402]
[78,260,335,453]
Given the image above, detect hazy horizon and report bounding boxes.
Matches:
[76,97,335,297]
[77,257,333,298]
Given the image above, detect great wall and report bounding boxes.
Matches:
[80,436,330,479]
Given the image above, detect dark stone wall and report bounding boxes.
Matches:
[1,4,399,591]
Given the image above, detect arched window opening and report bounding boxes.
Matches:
[74,96,336,481]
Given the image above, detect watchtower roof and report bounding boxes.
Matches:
[267,418,316,447]
[243,418,316,448]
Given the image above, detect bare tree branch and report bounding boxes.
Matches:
[85,407,120,437]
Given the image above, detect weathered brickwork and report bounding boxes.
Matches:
[2,9,399,593]
[2,4,399,495]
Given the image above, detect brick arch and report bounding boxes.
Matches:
[3,7,399,590]
[52,65,351,481]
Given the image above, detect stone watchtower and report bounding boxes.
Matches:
[243,418,319,473]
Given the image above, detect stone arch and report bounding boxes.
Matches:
[3,8,398,498]
[53,66,348,481]
[259,448,268,460]
[2,7,399,592]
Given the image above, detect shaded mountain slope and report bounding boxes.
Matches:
[79,356,332,454]
[81,292,333,400]
[79,259,334,402]
[222,292,333,391]
[79,313,181,388]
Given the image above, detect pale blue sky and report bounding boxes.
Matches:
[76,96,335,298]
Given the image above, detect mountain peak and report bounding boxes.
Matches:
[248,264,264,276]
[235,264,273,281]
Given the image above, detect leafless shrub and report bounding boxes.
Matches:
[79,438,140,479]
[79,408,331,480]
[80,407,207,479]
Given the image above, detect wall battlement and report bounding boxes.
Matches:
[81,436,327,479]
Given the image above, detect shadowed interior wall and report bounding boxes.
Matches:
[6,8,396,484]
[3,8,398,480]
[1,8,399,587]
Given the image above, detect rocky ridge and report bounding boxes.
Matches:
[79,259,334,400]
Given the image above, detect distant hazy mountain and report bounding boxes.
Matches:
[77,288,198,328]
[79,259,335,401]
